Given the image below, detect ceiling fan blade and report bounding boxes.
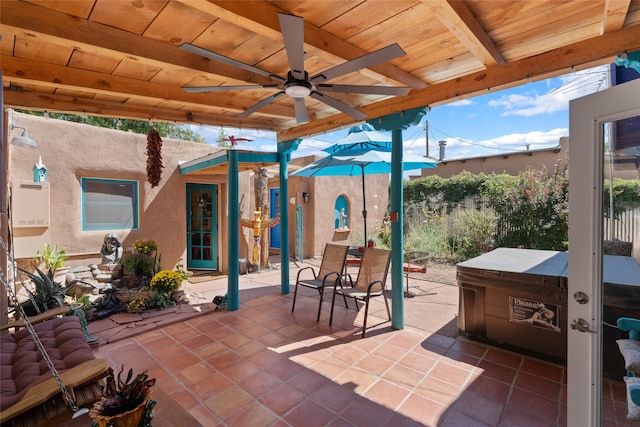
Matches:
[317,84,410,96]
[293,98,308,123]
[237,91,286,119]
[277,13,306,80]
[183,85,280,93]
[310,92,367,121]
[310,43,406,83]
[179,43,284,81]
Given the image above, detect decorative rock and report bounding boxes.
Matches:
[95,274,113,283]
[66,281,96,298]
[99,263,123,273]
[70,266,91,273]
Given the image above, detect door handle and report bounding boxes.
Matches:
[570,318,596,333]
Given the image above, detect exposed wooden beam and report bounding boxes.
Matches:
[277,23,640,141]
[601,0,631,34]
[183,0,428,89]
[3,90,282,130]
[1,56,296,119]
[0,0,277,87]
[425,0,505,66]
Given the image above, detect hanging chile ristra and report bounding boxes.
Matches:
[146,129,163,187]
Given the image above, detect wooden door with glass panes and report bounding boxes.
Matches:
[186,184,217,269]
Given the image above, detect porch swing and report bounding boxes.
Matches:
[1,239,108,427]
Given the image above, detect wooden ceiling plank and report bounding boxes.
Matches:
[2,89,283,130]
[501,9,604,62]
[320,1,419,41]
[142,1,216,45]
[486,1,603,45]
[601,0,632,33]
[25,0,95,19]
[183,0,427,89]
[13,33,74,66]
[425,0,505,67]
[89,0,168,35]
[277,23,640,141]
[1,55,295,118]
[0,0,278,87]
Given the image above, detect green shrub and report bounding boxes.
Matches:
[449,209,498,261]
[122,254,155,277]
[404,211,451,259]
[485,166,568,251]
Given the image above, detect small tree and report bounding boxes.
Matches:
[216,128,230,148]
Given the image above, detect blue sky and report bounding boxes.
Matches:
[189,64,609,161]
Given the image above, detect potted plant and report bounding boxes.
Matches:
[122,254,155,278]
[76,294,96,321]
[34,242,67,272]
[33,243,69,284]
[132,239,157,256]
[149,270,184,303]
[17,266,67,317]
[90,365,156,427]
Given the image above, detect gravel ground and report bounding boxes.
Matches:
[419,262,458,285]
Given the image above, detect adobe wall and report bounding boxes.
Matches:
[287,155,389,258]
[8,112,250,272]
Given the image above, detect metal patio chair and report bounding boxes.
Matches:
[329,247,392,337]
[291,243,349,322]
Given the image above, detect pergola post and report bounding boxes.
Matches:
[227,148,240,310]
[368,107,428,330]
[278,139,301,294]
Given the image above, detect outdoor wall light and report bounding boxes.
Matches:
[11,123,37,148]
[302,192,310,203]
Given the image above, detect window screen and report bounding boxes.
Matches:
[82,178,138,230]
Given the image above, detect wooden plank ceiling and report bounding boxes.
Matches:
[2,0,640,142]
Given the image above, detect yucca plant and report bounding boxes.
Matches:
[17,266,67,316]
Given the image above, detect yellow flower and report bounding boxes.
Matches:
[133,239,158,254]
[150,270,182,294]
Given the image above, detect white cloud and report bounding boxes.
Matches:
[489,92,572,117]
[489,65,608,117]
[443,128,568,160]
[449,99,474,107]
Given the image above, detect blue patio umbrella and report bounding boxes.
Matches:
[322,123,393,155]
[292,149,437,246]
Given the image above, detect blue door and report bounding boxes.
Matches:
[269,188,281,248]
[186,184,217,269]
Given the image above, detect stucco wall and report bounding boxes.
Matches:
[8,112,241,272]
[287,155,389,258]
[417,138,568,179]
[414,136,638,180]
[7,113,392,268]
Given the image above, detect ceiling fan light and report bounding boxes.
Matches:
[285,81,312,98]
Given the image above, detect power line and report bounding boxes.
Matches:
[428,123,522,152]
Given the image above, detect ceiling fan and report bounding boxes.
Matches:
[180,13,411,124]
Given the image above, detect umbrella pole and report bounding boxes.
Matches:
[361,166,367,247]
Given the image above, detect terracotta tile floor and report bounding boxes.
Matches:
[87,267,632,427]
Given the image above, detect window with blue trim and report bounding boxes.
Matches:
[82,178,138,230]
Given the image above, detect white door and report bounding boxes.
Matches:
[568,77,640,426]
